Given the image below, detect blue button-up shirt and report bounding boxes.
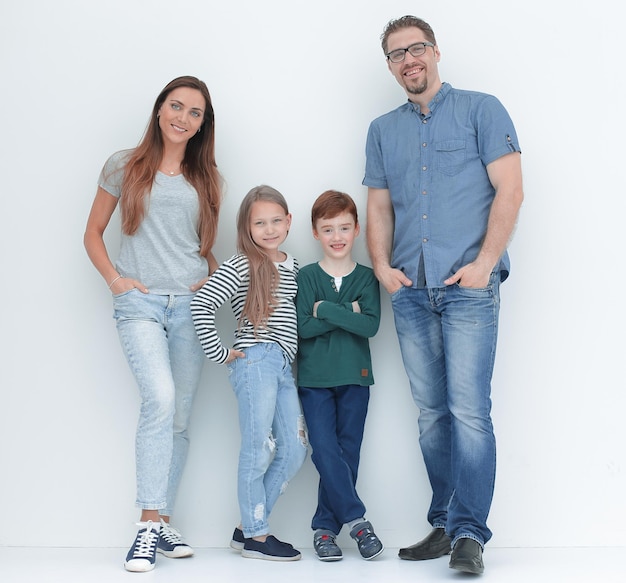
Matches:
[363,82,521,287]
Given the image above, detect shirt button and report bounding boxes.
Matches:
[422,142,427,147]
[422,214,427,219]
[422,119,428,124]
[422,190,427,195]
[423,238,428,242]
[422,166,427,171]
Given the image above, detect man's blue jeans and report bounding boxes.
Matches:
[298,385,370,534]
[390,273,500,547]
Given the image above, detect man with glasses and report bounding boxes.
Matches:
[364,15,523,575]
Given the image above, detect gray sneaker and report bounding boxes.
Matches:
[349,521,384,560]
[313,530,343,561]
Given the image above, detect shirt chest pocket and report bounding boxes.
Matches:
[435,139,466,176]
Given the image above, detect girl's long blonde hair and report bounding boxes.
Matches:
[236,185,289,329]
[120,76,221,257]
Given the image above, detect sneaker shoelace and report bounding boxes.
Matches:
[132,523,159,558]
[160,522,184,545]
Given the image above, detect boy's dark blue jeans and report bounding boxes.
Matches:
[298,384,370,534]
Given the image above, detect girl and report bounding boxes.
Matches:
[191,185,307,561]
[84,76,221,572]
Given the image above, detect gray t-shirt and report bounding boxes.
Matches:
[98,149,208,295]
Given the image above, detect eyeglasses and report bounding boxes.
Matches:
[386,42,435,63]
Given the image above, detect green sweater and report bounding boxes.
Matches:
[296,262,380,388]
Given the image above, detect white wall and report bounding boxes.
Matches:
[1,0,624,549]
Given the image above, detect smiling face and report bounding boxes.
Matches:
[313,211,359,261]
[157,86,206,146]
[249,200,292,261]
[386,26,441,107]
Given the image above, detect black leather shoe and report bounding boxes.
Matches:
[398,528,451,561]
[449,538,484,574]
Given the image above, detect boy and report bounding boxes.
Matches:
[296,190,383,561]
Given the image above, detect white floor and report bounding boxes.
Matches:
[1,546,623,583]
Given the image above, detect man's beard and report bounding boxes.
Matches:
[405,79,428,95]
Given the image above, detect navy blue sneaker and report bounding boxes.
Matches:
[230,527,247,551]
[157,520,193,558]
[241,535,301,561]
[350,521,384,560]
[124,521,160,572]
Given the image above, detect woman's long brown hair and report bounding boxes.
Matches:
[120,76,221,256]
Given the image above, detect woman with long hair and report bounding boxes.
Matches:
[84,76,221,572]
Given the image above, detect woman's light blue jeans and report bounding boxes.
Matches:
[227,342,307,538]
[113,290,205,517]
[390,273,500,547]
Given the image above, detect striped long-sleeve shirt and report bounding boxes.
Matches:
[190,253,299,364]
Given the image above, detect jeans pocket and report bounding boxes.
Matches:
[112,287,139,300]
[112,288,141,321]
[390,285,406,302]
[456,270,498,294]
